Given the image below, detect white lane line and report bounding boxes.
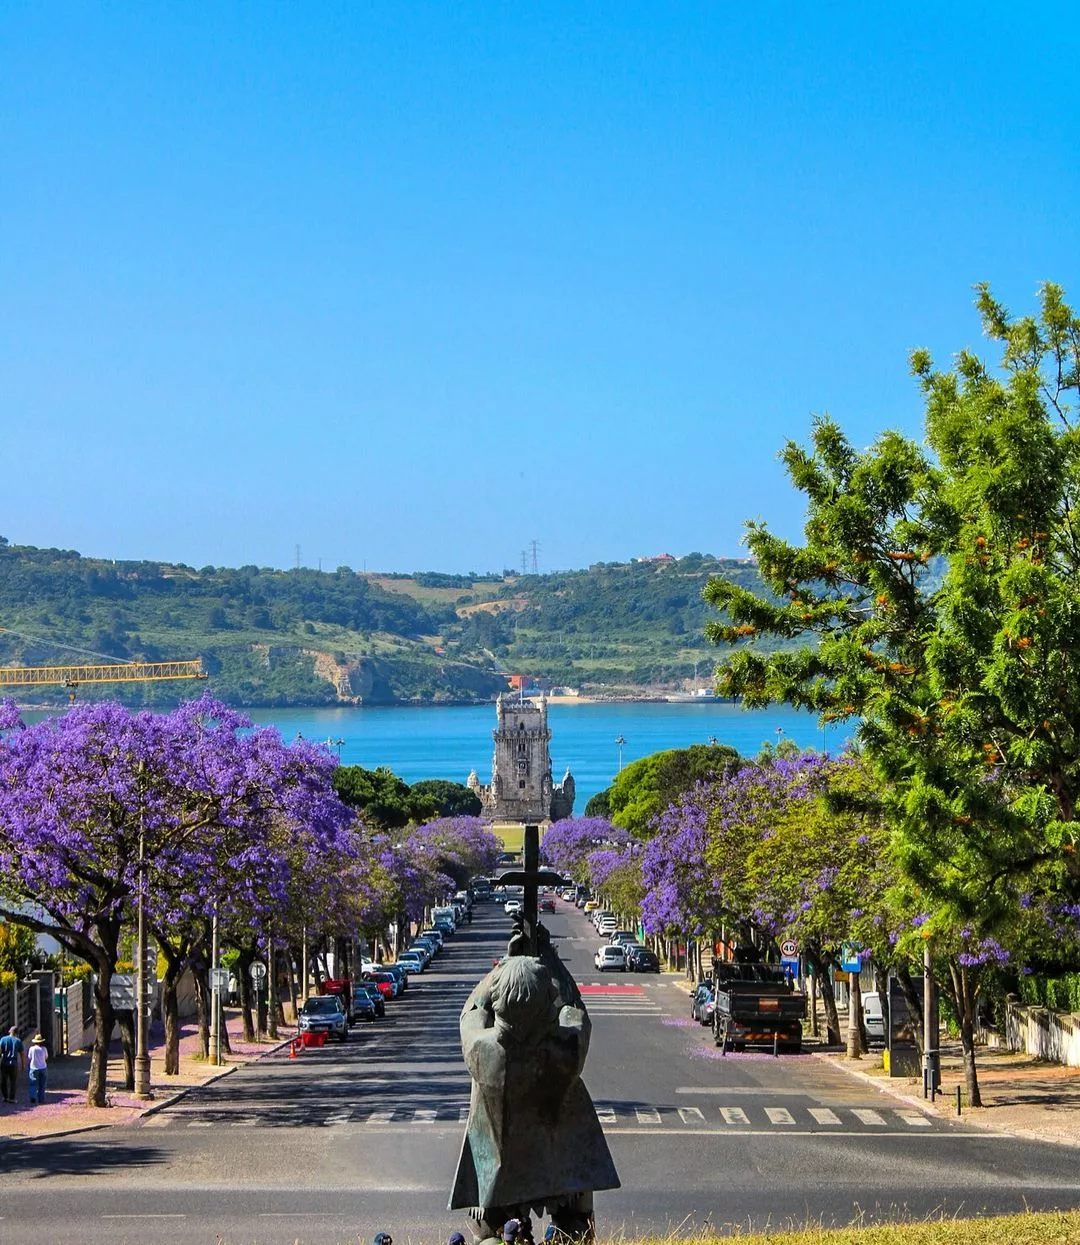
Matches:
[676,1086,786,1095]
[187,1121,213,1128]
[367,1108,395,1123]
[898,1111,932,1127]
[852,1108,886,1126]
[413,1108,438,1122]
[809,1108,841,1126]
[635,1107,661,1124]
[596,1107,617,1124]
[229,1118,258,1127]
[678,1106,705,1123]
[719,1107,750,1125]
[765,1107,796,1125]
[102,1214,186,1220]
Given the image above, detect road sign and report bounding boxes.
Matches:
[780,939,798,958]
[249,962,267,984]
[840,943,863,973]
[780,956,800,978]
[211,968,230,996]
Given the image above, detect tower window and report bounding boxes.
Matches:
[518,780,526,789]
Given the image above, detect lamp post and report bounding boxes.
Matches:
[326,737,344,761]
[615,735,626,773]
[134,819,152,1100]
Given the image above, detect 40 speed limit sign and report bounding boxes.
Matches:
[780,939,799,958]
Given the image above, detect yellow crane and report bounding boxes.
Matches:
[0,629,206,702]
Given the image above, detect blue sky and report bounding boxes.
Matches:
[3,4,1077,574]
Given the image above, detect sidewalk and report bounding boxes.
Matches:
[0,1011,288,1141]
[820,1038,1080,1147]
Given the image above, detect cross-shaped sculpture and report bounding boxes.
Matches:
[497,823,564,954]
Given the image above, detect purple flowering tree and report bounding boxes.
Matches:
[0,695,354,1105]
[540,817,628,881]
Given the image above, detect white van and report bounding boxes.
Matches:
[433,906,458,930]
[862,991,885,1044]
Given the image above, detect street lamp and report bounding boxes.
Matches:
[615,735,626,773]
[134,818,152,1100]
[326,736,344,761]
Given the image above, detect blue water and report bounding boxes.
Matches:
[248,701,854,813]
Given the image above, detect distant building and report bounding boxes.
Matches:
[468,694,575,823]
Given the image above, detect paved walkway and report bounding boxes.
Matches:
[822,1038,1080,1147]
[0,1011,287,1140]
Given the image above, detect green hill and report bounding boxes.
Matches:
[0,538,775,707]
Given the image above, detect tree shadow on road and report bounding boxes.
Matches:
[0,1136,169,1179]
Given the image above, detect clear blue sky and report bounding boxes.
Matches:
[4,4,1077,574]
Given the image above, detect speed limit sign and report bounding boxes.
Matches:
[249,961,267,984]
[780,939,798,958]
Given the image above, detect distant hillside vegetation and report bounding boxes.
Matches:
[0,538,780,707]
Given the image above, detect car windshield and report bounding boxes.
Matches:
[302,998,340,1015]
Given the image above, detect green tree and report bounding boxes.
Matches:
[705,283,1080,1105]
[332,765,413,829]
[609,743,740,838]
[407,779,482,820]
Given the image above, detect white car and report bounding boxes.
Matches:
[595,945,627,972]
[505,899,522,916]
[597,919,618,937]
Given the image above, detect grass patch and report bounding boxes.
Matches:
[616,1211,1080,1243]
[493,825,525,853]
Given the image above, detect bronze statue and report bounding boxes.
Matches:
[449,919,620,1241]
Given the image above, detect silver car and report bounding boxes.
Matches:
[298,995,349,1042]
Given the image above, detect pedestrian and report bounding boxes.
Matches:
[448,1233,466,1245]
[0,1026,23,1104]
[371,1233,392,1245]
[26,1034,47,1106]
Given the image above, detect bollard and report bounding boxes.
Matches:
[773,1031,780,1058]
[922,1069,927,1099]
[956,1086,962,1116]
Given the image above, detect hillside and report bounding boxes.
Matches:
[0,539,777,707]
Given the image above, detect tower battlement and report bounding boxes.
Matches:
[467,694,574,823]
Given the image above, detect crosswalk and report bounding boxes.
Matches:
[143,1100,939,1133]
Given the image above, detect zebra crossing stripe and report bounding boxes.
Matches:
[596,1107,617,1124]
[765,1107,795,1125]
[325,1112,352,1126]
[459,1105,470,1122]
[719,1107,750,1125]
[413,1108,438,1122]
[852,1109,886,1126]
[897,1111,931,1126]
[809,1108,841,1126]
[635,1107,661,1123]
[678,1106,705,1123]
[367,1108,395,1123]
[188,1121,212,1128]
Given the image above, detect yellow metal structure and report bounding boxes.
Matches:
[0,660,206,690]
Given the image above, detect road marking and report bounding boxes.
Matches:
[596,1107,617,1124]
[765,1107,796,1125]
[325,1111,353,1125]
[678,1106,705,1123]
[367,1108,395,1123]
[635,1107,661,1123]
[142,1115,172,1127]
[459,1105,470,1121]
[898,1111,932,1126]
[413,1108,438,1122]
[102,1214,186,1220]
[719,1107,750,1125]
[809,1108,841,1126]
[229,1118,258,1127]
[852,1108,886,1126]
[187,1121,213,1128]
[676,1086,790,1095]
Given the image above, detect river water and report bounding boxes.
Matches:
[247,701,855,813]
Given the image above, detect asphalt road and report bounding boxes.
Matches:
[4,904,1080,1244]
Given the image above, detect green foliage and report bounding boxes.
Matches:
[407,779,481,819]
[610,743,740,838]
[707,283,1080,937]
[584,788,612,818]
[333,766,413,829]
[0,922,36,975]
[1018,972,1080,1012]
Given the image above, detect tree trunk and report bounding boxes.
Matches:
[267,945,279,1041]
[846,972,864,1059]
[88,964,116,1107]
[806,947,841,1044]
[237,947,256,1042]
[286,945,300,1022]
[161,960,183,1075]
[116,1010,136,1090]
[948,960,983,1108]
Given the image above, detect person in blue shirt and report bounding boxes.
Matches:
[0,1026,24,1103]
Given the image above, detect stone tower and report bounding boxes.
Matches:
[467,694,575,823]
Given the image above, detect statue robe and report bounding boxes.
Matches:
[448,964,620,1214]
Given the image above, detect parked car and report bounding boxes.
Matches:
[434,918,455,938]
[584,900,600,913]
[595,945,627,972]
[626,947,660,973]
[420,929,444,950]
[597,919,619,938]
[397,952,425,974]
[356,982,385,1017]
[381,965,408,993]
[690,981,715,1024]
[591,909,612,927]
[609,931,637,945]
[862,991,886,1044]
[352,991,377,1022]
[363,971,397,1000]
[298,995,349,1042]
[433,906,458,930]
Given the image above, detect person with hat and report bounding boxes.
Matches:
[26,1034,47,1106]
[448,1234,467,1245]
[0,1026,23,1104]
[371,1232,392,1245]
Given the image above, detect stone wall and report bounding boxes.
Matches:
[977,993,1080,1067]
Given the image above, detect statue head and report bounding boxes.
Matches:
[489,955,556,1042]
